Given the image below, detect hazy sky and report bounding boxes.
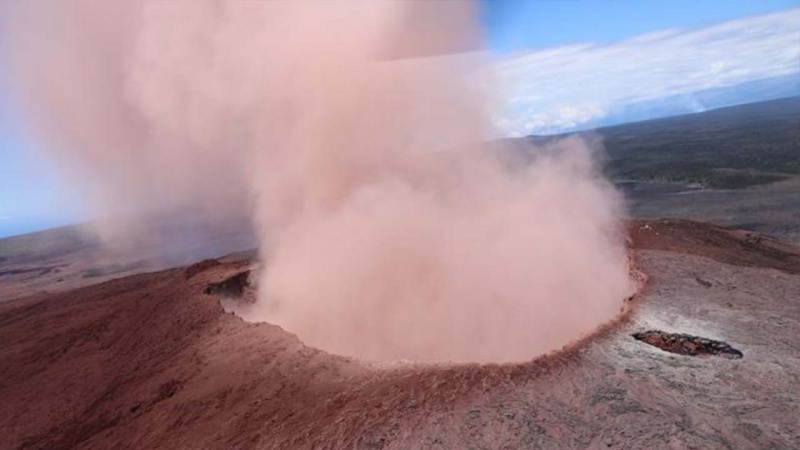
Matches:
[1,1,799,238]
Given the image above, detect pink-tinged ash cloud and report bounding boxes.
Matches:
[1,0,633,362]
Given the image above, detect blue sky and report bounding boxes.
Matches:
[489,5,800,135]
[0,96,83,238]
[480,0,800,53]
[1,1,800,238]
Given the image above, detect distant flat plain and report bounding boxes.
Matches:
[534,96,800,244]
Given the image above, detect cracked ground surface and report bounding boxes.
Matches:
[0,219,799,449]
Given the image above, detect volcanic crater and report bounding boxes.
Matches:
[1,219,798,449]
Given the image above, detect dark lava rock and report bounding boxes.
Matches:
[632,330,743,359]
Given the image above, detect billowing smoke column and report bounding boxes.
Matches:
[1,1,633,362]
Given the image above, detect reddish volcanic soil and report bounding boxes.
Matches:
[1,219,799,449]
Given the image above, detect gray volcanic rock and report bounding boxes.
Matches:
[0,219,798,449]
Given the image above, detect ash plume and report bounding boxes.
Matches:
[1,1,634,362]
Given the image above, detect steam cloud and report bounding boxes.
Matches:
[1,1,634,362]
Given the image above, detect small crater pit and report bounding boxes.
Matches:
[632,330,742,359]
[205,270,256,303]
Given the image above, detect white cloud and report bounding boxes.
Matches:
[491,8,800,136]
